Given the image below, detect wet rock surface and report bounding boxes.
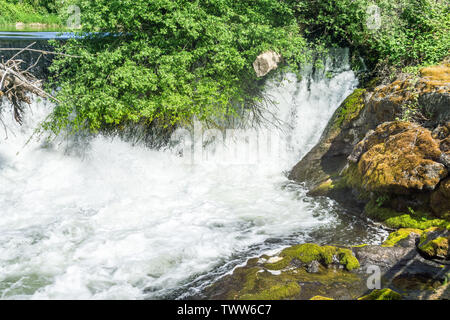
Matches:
[289,63,450,196]
[201,239,450,300]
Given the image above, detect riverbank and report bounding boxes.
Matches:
[0,1,62,28]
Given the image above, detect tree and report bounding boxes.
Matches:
[46,0,308,135]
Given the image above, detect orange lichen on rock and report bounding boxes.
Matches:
[420,64,450,83]
[369,63,449,110]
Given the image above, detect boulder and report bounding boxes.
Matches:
[430,177,450,220]
[253,51,281,77]
[345,121,447,194]
[289,63,450,195]
[417,228,450,260]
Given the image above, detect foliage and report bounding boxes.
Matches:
[38,0,449,134]
[45,0,309,134]
[3,0,60,13]
[288,0,449,70]
[0,0,62,25]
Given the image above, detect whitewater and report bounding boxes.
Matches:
[0,50,384,299]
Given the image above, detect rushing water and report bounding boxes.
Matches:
[0,50,386,299]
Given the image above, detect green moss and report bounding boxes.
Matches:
[351,244,368,248]
[336,248,360,271]
[358,288,402,300]
[230,264,360,300]
[364,200,450,230]
[418,230,449,258]
[308,179,335,197]
[382,228,423,247]
[310,295,334,300]
[264,258,291,271]
[341,163,371,199]
[333,89,366,129]
[270,243,360,271]
[240,282,301,300]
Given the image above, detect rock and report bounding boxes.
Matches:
[253,51,281,77]
[201,240,450,300]
[363,198,450,230]
[289,89,368,190]
[310,295,334,300]
[382,228,422,247]
[202,243,364,300]
[358,288,402,300]
[264,243,360,272]
[353,241,450,299]
[289,63,450,196]
[344,121,447,194]
[307,260,320,273]
[430,178,450,219]
[417,228,450,260]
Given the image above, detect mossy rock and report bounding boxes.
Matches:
[240,281,301,300]
[358,288,402,300]
[205,243,365,300]
[308,179,335,197]
[265,243,360,271]
[382,228,423,247]
[333,88,366,130]
[418,228,450,259]
[310,295,334,300]
[344,121,447,195]
[430,178,450,220]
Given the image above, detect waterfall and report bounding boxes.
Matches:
[0,49,365,299]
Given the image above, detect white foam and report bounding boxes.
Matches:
[0,51,358,299]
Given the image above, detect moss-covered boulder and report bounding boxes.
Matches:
[288,88,369,191]
[289,63,450,200]
[417,228,450,260]
[345,121,447,195]
[358,288,402,300]
[382,228,423,247]
[264,243,360,271]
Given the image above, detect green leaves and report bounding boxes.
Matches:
[291,0,449,69]
[45,0,448,135]
[47,0,307,134]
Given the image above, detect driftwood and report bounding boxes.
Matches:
[0,42,67,125]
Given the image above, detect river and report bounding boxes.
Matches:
[0,47,386,299]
